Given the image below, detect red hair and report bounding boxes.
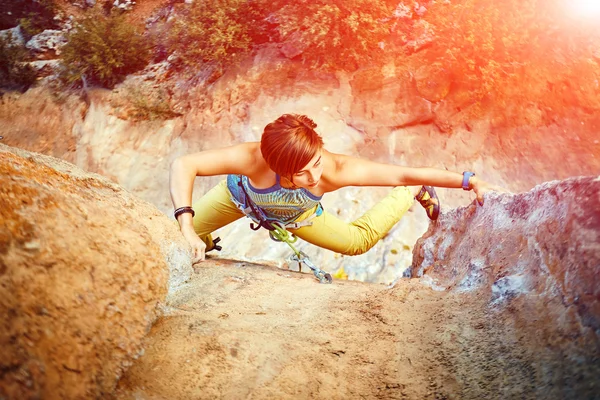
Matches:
[260,114,324,177]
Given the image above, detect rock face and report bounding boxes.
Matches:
[0,26,25,46]
[412,176,600,331]
[2,41,600,283]
[25,29,67,55]
[0,144,191,399]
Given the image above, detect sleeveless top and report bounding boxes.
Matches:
[226,174,323,223]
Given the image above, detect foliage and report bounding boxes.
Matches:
[18,0,59,39]
[0,33,36,91]
[269,0,393,71]
[167,0,393,73]
[417,0,600,113]
[0,0,56,31]
[60,12,151,88]
[167,0,263,72]
[417,0,539,98]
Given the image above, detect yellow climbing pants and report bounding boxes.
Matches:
[192,180,414,256]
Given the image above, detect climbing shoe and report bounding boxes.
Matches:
[415,186,440,221]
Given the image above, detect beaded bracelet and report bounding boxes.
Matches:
[174,206,195,219]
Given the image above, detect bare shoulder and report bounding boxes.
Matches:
[178,141,265,177]
[240,142,266,173]
[224,142,264,174]
[231,142,261,163]
[324,150,357,174]
[320,150,358,191]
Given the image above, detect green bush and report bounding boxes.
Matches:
[18,0,58,39]
[60,12,151,88]
[167,0,263,71]
[420,0,537,98]
[167,0,392,73]
[419,0,600,113]
[0,33,36,91]
[270,0,392,71]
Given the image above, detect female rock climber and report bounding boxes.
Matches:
[169,113,498,265]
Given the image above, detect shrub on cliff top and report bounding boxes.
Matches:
[270,0,392,71]
[0,33,36,91]
[60,12,150,88]
[167,0,392,73]
[167,0,262,72]
[419,0,600,115]
[18,0,59,40]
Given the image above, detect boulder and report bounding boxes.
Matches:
[411,176,600,331]
[28,59,61,76]
[0,26,25,46]
[393,3,412,18]
[113,0,136,11]
[406,19,435,52]
[414,63,452,103]
[25,29,67,54]
[0,144,192,399]
[280,32,307,59]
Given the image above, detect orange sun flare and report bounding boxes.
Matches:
[569,0,600,18]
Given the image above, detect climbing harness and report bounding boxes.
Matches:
[234,175,332,284]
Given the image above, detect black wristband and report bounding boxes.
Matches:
[174,206,195,219]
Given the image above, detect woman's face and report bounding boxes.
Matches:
[291,152,323,189]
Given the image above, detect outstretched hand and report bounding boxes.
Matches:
[471,178,509,206]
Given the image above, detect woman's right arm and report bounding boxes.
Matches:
[169,143,258,262]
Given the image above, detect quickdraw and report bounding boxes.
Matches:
[237,176,332,284]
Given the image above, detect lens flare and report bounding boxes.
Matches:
[569,0,600,18]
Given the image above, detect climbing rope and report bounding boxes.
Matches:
[237,177,332,284]
[266,221,332,284]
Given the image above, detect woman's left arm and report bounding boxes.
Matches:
[328,152,501,205]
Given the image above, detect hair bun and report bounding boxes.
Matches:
[275,113,318,129]
[296,114,317,129]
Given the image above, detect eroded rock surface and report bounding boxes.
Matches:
[1,143,598,399]
[412,176,600,327]
[0,144,190,399]
[410,176,600,388]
